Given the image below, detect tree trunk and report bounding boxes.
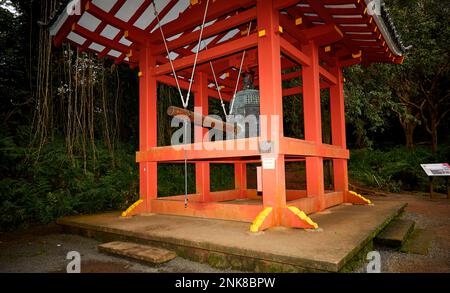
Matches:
[431,121,438,154]
[405,122,416,150]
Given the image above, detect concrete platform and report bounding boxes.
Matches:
[57,199,406,272]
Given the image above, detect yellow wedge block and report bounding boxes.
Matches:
[121,199,143,217]
[287,206,319,229]
[250,207,272,232]
[349,191,372,204]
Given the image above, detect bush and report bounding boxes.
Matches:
[349,145,450,192]
[0,131,138,231]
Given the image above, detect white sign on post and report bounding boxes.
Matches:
[262,157,275,170]
[420,163,450,177]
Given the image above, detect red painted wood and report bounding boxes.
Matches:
[257,0,286,226]
[195,72,211,202]
[49,0,395,224]
[302,41,325,211]
[330,63,349,192]
[139,46,157,212]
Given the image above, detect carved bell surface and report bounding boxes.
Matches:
[229,72,260,137]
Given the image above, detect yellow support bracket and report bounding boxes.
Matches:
[121,199,143,217]
[287,206,319,229]
[349,191,372,204]
[250,207,272,232]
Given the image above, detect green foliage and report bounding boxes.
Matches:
[344,65,394,148]
[210,164,235,192]
[349,145,450,192]
[0,128,138,230]
[156,163,235,196]
[344,0,450,150]
[157,164,196,197]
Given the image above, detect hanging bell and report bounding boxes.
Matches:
[229,72,260,138]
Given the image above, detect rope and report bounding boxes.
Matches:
[152,0,210,109]
[152,0,211,208]
[209,61,228,115]
[185,0,210,108]
[206,22,253,116]
[229,22,252,115]
[152,1,185,105]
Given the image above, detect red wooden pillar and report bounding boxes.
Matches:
[257,0,286,225]
[302,41,325,211]
[195,72,211,202]
[330,64,349,193]
[139,45,158,211]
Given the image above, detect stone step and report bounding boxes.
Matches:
[375,219,415,248]
[400,229,433,255]
[98,241,176,264]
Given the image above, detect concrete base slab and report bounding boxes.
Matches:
[57,200,406,272]
[98,241,176,264]
[375,219,415,247]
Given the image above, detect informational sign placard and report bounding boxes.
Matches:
[262,157,275,170]
[420,163,450,177]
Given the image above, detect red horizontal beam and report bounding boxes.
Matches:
[137,137,261,162]
[283,87,302,97]
[136,137,349,162]
[302,24,343,46]
[86,2,147,45]
[161,189,239,203]
[282,82,330,96]
[154,33,258,76]
[280,137,349,159]
[156,75,232,101]
[72,23,130,55]
[319,66,337,85]
[150,199,262,222]
[152,8,257,56]
[287,192,344,214]
[280,37,336,84]
[280,37,311,66]
[339,56,362,67]
[149,0,255,41]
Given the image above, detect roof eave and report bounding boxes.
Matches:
[364,0,405,57]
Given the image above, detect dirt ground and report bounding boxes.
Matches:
[0,192,448,273]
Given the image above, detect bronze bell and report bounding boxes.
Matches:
[229,72,260,138]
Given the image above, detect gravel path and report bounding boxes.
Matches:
[0,228,239,273]
[353,192,450,273]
